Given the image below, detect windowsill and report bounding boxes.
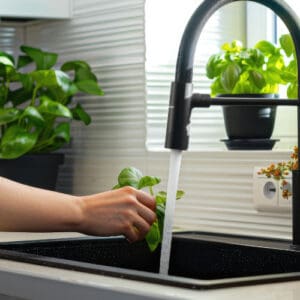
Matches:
[146,148,293,161]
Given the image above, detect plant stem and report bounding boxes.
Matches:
[30,85,39,106]
[31,138,53,153]
[149,186,154,196]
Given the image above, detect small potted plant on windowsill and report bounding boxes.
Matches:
[0,45,103,190]
[205,34,297,150]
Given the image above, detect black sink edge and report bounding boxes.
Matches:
[0,232,299,290]
[1,247,300,290]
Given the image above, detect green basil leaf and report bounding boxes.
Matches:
[71,103,91,125]
[118,167,143,188]
[249,70,266,89]
[0,108,21,125]
[0,125,37,159]
[138,176,161,190]
[206,54,224,79]
[145,221,161,252]
[112,184,121,190]
[222,40,243,53]
[280,34,295,58]
[210,78,227,97]
[221,63,241,92]
[176,190,185,200]
[156,203,165,238]
[255,40,276,56]
[38,96,72,118]
[156,191,167,205]
[21,45,58,70]
[287,83,298,99]
[76,80,104,96]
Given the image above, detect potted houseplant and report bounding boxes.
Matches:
[0,45,103,190]
[206,34,297,150]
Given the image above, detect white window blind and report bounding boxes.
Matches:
[276,0,300,36]
[146,1,246,151]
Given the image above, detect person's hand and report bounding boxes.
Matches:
[76,186,156,242]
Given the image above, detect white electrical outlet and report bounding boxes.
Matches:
[253,167,292,212]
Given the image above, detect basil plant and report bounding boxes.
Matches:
[0,45,103,159]
[113,167,184,252]
[206,34,297,98]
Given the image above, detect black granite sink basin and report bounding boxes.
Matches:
[0,232,300,289]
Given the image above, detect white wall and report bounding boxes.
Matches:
[0,0,294,240]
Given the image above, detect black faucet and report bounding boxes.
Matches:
[164,0,300,248]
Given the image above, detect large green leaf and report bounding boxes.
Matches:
[17,55,34,69]
[76,80,104,96]
[0,51,14,65]
[0,56,14,67]
[249,70,266,89]
[280,34,295,58]
[0,108,21,125]
[0,85,8,107]
[61,60,99,85]
[206,54,224,79]
[21,45,58,70]
[55,70,78,96]
[20,106,45,127]
[287,83,298,99]
[8,88,33,107]
[30,70,58,87]
[221,63,241,92]
[0,125,37,159]
[75,67,98,82]
[61,60,92,72]
[38,96,72,118]
[145,221,161,252]
[18,73,34,91]
[255,40,276,56]
[53,122,71,143]
[138,176,161,190]
[118,167,143,189]
[71,103,91,125]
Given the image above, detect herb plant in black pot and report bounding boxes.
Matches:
[0,46,103,190]
[206,34,297,150]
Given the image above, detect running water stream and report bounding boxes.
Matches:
[159,149,183,275]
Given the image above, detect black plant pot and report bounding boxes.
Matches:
[220,94,278,150]
[0,153,64,191]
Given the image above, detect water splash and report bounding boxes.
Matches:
[159,149,183,275]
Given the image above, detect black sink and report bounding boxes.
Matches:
[0,232,300,289]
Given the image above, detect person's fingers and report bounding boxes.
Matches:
[135,189,156,211]
[133,215,151,239]
[124,224,140,243]
[137,204,156,226]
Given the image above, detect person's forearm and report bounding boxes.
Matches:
[0,176,83,232]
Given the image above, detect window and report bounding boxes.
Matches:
[145,1,246,151]
[145,1,298,151]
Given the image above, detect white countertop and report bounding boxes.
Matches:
[0,232,299,300]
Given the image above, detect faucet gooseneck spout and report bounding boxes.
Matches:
[164,0,300,247]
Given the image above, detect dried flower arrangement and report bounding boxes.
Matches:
[258,146,298,199]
